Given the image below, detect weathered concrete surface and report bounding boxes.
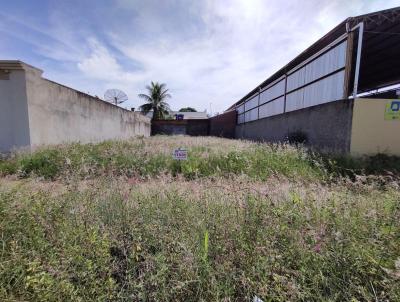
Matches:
[152,120,209,136]
[0,61,151,152]
[186,120,209,136]
[236,99,354,153]
[0,63,31,152]
[152,120,187,135]
[209,110,236,138]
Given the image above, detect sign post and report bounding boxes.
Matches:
[173,148,188,174]
[173,148,188,161]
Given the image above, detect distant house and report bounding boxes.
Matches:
[171,111,208,120]
[142,110,208,120]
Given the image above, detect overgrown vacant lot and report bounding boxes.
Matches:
[0,136,399,301]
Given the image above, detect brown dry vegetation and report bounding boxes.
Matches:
[0,136,400,301]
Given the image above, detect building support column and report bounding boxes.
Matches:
[343,25,354,98]
[257,86,261,120]
[352,22,364,98]
[283,74,288,113]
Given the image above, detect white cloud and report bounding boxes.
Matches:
[77,38,124,80]
[104,0,334,111]
[2,0,399,112]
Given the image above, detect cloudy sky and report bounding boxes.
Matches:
[0,0,398,113]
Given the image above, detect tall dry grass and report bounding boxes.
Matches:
[0,136,400,301]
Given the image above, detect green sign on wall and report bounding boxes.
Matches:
[384,100,400,120]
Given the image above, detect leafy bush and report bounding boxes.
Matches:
[18,149,63,179]
[0,160,17,176]
[320,153,400,179]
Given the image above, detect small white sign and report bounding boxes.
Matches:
[173,148,188,160]
[253,296,264,302]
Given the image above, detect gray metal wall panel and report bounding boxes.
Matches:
[245,108,258,122]
[286,70,345,112]
[303,70,345,107]
[235,41,347,125]
[237,104,245,114]
[237,113,245,124]
[259,96,284,118]
[304,41,347,84]
[287,67,306,92]
[245,95,259,111]
[286,89,304,112]
[235,99,354,154]
[287,41,347,92]
[260,80,285,104]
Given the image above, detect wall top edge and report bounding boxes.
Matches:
[0,60,43,74]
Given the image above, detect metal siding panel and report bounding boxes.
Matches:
[259,97,284,118]
[244,95,259,111]
[287,67,305,92]
[245,108,258,122]
[236,41,347,121]
[338,41,347,67]
[287,41,347,92]
[244,111,250,122]
[286,89,305,112]
[304,41,347,85]
[249,108,258,121]
[237,113,245,124]
[237,104,245,114]
[303,70,345,107]
[260,80,285,104]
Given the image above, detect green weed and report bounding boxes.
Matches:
[1,136,400,301]
[0,179,399,301]
[0,138,327,181]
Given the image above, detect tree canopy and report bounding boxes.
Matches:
[138,82,171,120]
[179,107,197,112]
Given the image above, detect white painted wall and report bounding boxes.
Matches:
[0,68,30,152]
[0,61,151,152]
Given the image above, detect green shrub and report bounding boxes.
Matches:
[320,153,400,179]
[18,149,63,179]
[0,160,17,175]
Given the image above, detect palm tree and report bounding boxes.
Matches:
[138,82,171,120]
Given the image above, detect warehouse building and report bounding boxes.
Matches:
[230,7,400,155]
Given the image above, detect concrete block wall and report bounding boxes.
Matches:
[152,120,187,135]
[236,99,354,153]
[235,98,400,155]
[209,110,236,138]
[186,120,209,136]
[152,119,209,136]
[0,61,151,152]
[0,67,31,152]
